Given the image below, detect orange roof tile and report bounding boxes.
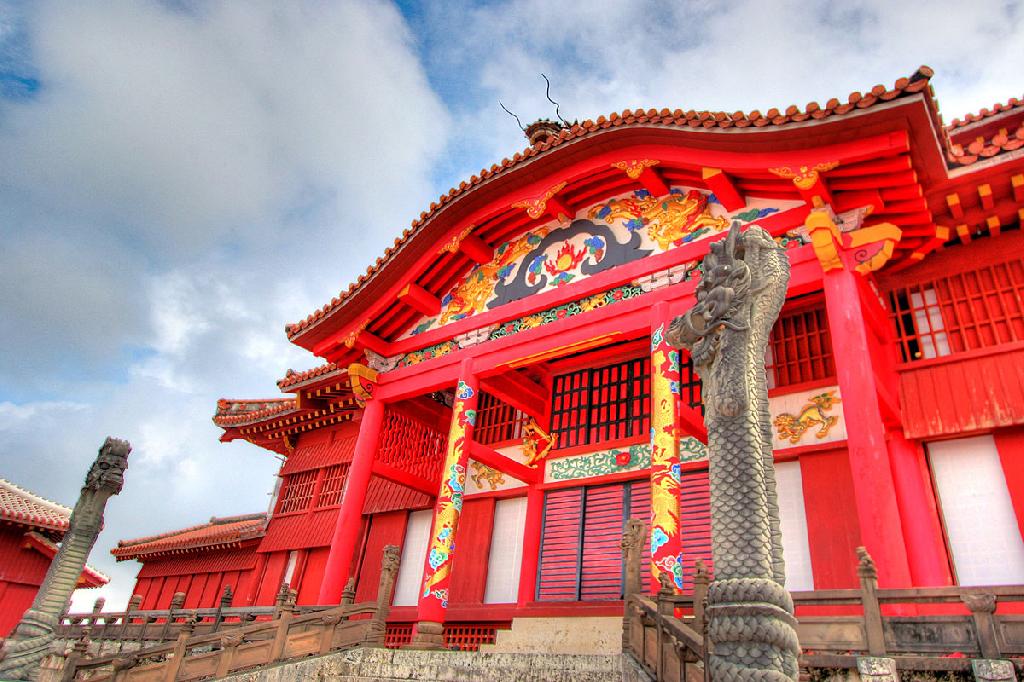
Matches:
[285,67,940,341]
[213,398,298,427]
[277,362,343,390]
[946,118,1024,167]
[112,513,266,561]
[947,96,1024,129]
[0,477,72,534]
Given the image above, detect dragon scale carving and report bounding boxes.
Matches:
[666,224,800,681]
[0,438,131,681]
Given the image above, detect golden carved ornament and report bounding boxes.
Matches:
[343,319,369,349]
[511,181,568,219]
[768,161,839,190]
[611,159,660,179]
[439,225,475,255]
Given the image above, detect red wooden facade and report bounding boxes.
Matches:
[0,478,108,636]
[112,69,1024,644]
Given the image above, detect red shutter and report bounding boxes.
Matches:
[680,471,713,591]
[629,480,655,592]
[580,485,625,600]
[537,488,583,601]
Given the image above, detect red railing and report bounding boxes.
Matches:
[377,410,447,482]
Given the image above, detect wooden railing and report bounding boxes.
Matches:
[622,524,1024,681]
[60,545,399,681]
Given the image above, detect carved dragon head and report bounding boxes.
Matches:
[84,437,131,495]
[666,222,751,366]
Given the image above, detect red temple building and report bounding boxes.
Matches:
[0,478,108,637]
[112,67,1024,650]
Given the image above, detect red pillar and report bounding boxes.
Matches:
[650,302,683,591]
[412,364,478,647]
[995,427,1024,538]
[318,397,385,604]
[517,486,544,605]
[887,433,952,586]
[823,267,912,587]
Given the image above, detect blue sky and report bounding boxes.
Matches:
[0,0,1021,610]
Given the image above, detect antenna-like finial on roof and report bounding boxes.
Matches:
[500,101,526,131]
[542,73,570,126]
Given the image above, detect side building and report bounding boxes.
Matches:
[0,478,108,637]
[112,68,1024,649]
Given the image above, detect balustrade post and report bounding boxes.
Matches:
[365,545,401,646]
[857,547,887,656]
[692,558,710,632]
[214,634,243,678]
[118,595,142,652]
[162,613,197,682]
[159,592,185,642]
[962,593,1002,660]
[211,584,232,632]
[61,628,91,682]
[270,600,295,662]
[110,654,138,682]
[621,519,646,654]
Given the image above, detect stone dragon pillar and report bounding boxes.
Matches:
[0,437,131,681]
[666,224,800,681]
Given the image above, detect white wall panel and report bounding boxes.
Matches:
[774,461,814,591]
[393,509,432,606]
[484,496,528,603]
[929,436,1024,585]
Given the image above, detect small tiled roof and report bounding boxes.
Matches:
[112,513,267,561]
[285,67,940,340]
[0,477,72,533]
[277,362,343,390]
[213,398,298,427]
[946,118,1024,167]
[948,96,1024,128]
[23,531,109,587]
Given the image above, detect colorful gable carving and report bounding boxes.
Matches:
[403,186,799,339]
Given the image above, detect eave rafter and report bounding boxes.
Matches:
[306,129,941,366]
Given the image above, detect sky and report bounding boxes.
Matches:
[0,0,1021,612]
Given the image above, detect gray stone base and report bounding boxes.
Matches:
[856,657,899,682]
[973,659,1018,681]
[220,646,627,682]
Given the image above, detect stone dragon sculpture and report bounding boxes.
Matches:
[0,438,131,681]
[666,224,800,681]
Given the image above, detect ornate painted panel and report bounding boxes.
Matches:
[401,186,801,339]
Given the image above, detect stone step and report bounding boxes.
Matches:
[221,646,629,682]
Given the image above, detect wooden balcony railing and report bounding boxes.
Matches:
[621,522,1024,681]
[59,545,400,682]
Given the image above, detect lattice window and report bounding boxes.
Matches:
[377,410,447,484]
[889,260,1024,362]
[766,304,835,388]
[384,624,413,648]
[443,624,503,651]
[551,356,651,450]
[680,354,702,415]
[475,392,527,445]
[276,470,317,514]
[316,464,349,508]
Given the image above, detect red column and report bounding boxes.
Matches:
[650,302,683,591]
[412,365,478,646]
[995,427,1024,538]
[887,434,953,586]
[823,267,912,587]
[517,485,544,605]
[318,397,385,604]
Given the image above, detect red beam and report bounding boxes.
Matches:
[702,167,744,211]
[546,195,574,222]
[480,373,549,428]
[398,282,442,317]
[945,193,964,219]
[638,167,670,197]
[833,190,884,214]
[371,461,438,496]
[978,183,994,211]
[678,403,707,444]
[467,441,542,484]
[461,234,493,265]
[1013,174,1024,203]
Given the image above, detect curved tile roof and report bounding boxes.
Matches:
[0,477,73,534]
[213,398,298,427]
[285,67,940,340]
[277,362,343,390]
[112,513,266,560]
[948,96,1024,128]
